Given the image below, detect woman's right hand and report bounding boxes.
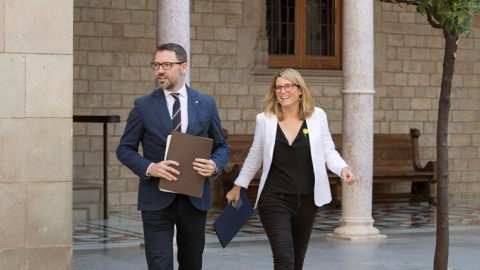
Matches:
[226,185,242,207]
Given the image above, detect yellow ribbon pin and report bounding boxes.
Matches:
[303,128,308,137]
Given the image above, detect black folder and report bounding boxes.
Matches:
[213,188,254,248]
[158,131,213,198]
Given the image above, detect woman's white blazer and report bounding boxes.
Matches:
[234,107,348,208]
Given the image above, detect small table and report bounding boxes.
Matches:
[73,115,120,219]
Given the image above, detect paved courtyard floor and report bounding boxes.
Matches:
[73,199,480,270]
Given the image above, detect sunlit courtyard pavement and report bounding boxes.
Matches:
[73,199,480,270]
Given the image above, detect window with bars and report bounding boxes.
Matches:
[266,0,342,69]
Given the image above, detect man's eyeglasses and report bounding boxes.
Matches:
[150,62,185,70]
[273,83,298,93]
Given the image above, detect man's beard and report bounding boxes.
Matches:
[158,79,175,90]
[157,70,182,90]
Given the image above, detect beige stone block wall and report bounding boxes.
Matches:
[0,0,4,52]
[73,0,157,213]
[73,0,480,213]
[26,55,73,117]
[0,119,72,182]
[0,246,72,270]
[375,2,480,197]
[0,183,27,248]
[27,182,72,246]
[5,0,72,54]
[0,54,25,118]
[0,0,73,268]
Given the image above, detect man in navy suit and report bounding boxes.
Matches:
[116,43,229,270]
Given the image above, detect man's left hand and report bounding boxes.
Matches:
[193,158,217,177]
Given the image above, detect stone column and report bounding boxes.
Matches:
[327,0,386,240]
[157,0,190,84]
[0,0,73,268]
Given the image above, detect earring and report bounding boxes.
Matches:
[299,96,303,102]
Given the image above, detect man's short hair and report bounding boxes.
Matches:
[157,43,187,62]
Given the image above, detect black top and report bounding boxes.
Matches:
[263,121,315,195]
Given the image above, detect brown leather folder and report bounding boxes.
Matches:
[158,131,213,198]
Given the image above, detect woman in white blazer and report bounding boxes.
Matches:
[226,68,355,270]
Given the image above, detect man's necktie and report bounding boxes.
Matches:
[171,93,181,131]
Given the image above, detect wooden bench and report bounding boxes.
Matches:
[214,128,436,209]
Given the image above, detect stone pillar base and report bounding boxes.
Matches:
[326,217,387,241]
[326,232,387,241]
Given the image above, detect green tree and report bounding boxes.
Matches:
[378,1,480,269]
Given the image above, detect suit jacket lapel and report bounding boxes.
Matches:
[152,88,174,132]
[186,86,198,134]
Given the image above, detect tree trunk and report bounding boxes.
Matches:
[433,29,458,270]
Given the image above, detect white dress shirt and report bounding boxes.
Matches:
[163,84,188,133]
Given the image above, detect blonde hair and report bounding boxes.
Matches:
[263,68,315,121]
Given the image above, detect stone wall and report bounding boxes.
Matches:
[73,0,158,213]
[0,0,73,268]
[73,0,480,213]
[374,3,480,196]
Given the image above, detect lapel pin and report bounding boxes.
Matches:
[195,101,199,104]
[303,128,309,137]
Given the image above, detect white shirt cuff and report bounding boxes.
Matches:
[146,163,154,178]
